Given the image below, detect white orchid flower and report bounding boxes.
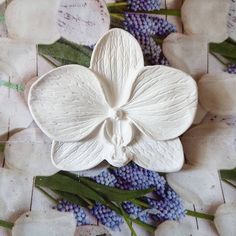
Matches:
[214,203,236,236]
[154,220,209,236]
[12,211,76,236]
[28,29,198,172]
[5,0,110,45]
[181,0,230,43]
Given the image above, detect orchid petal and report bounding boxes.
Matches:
[126,131,184,172]
[58,0,110,46]
[12,211,76,236]
[214,203,236,236]
[123,66,198,141]
[167,165,223,209]
[163,33,208,80]
[0,168,32,221]
[199,73,236,116]
[181,123,236,170]
[4,128,58,176]
[155,221,208,236]
[52,125,114,171]
[90,28,144,107]
[5,0,61,44]
[181,0,230,43]
[28,65,110,142]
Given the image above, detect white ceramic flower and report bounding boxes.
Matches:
[5,0,110,45]
[28,29,198,172]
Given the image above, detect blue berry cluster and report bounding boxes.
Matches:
[225,64,236,74]
[54,163,185,230]
[124,13,176,65]
[90,203,124,230]
[145,187,185,221]
[55,199,87,226]
[93,162,185,224]
[122,201,148,222]
[92,169,117,187]
[128,0,161,11]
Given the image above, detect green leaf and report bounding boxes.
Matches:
[118,204,137,236]
[186,210,214,221]
[0,144,5,152]
[210,41,236,59]
[53,190,89,207]
[38,41,91,67]
[0,80,24,92]
[35,174,106,204]
[222,179,236,189]
[220,168,236,181]
[80,177,154,202]
[0,219,14,230]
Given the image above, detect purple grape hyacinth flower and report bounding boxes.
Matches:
[90,203,124,231]
[225,64,236,74]
[128,0,161,11]
[124,13,176,65]
[56,199,87,226]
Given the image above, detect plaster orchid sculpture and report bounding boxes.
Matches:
[28,29,198,172]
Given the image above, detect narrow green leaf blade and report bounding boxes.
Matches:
[210,41,236,59]
[0,219,14,230]
[35,174,106,204]
[53,190,89,207]
[220,168,236,181]
[80,177,154,202]
[38,42,91,67]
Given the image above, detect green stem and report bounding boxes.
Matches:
[0,143,5,152]
[0,15,4,23]
[210,52,228,66]
[222,179,236,189]
[118,204,137,236]
[0,80,25,92]
[130,199,149,209]
[36,186,58,204]
[107,2,181,16]
[0,220,14,230]
[186,210,214,221]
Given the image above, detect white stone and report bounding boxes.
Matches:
[181,0,230,43]
[181,123,236,170]
[12,211,76,236]
[58,0,110,46]
[5,0,61,44]
[163,33,208,80]
[199,73,236,116]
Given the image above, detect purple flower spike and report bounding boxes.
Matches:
[128,0,161,11]
[225,64,236,74]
